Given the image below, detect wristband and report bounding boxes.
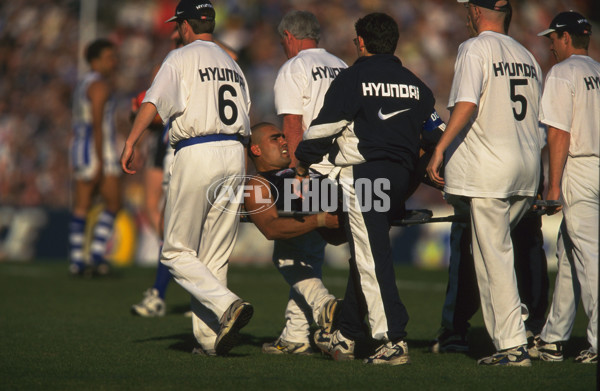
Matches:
[317,212,326,227]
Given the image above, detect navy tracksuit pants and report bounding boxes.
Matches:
[337,160,410,343]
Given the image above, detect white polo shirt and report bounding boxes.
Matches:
[274,48,347,174]
[445,31,544,198]
[540,54,600,158]
[144,40,251,147]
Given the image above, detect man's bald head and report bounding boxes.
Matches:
[479,5,507,24]
[249,122,291,172]
[250,122,278,147]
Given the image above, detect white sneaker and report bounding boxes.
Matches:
[214,299,253,356]
[262,338,313,355]
[314,329,355,361]
[364,340,410,365]
[530,335,563,362]
[477,345,532,367]
[574,348,597,364]
[131,288,166,317]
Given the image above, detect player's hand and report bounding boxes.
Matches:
[426,148,445,187]
[544,186,563,215]
[120,143,137,175]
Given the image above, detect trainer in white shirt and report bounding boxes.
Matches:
[537,11,598,363]
[427,0,543,366]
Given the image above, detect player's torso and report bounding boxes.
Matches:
[295,49,347,130]
[473,32,542,141]
[340,55,434,167]
[274,49,347,174]
[556,56,600,158]
[71,72,119,176]
[168,41,251,144]
[72,72,116,142]
[445,33,543,197]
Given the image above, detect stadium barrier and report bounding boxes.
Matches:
[0,204,562,270]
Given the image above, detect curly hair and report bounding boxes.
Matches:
[355,13,399,55]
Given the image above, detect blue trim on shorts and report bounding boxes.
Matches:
[174,134,239,154]
[83,124,92,165]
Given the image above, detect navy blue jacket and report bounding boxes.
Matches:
[296,54,437,173]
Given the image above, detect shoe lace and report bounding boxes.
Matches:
[374,342,401,358]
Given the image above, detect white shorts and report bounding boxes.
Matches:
[71,129,121,180]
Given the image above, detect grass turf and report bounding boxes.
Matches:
[0,262,596,390]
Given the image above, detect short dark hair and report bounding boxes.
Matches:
[355,13,399,55]
[85,39,114,64]
[556,30,590,50]
[184,18,215,34]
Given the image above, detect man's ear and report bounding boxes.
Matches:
[562,31,571,46]
[284,30,297,44]
[250,144,261,156]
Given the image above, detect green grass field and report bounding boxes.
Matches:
[0,262,596,390]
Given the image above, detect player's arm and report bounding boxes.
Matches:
[420,109,446,153]
[426,101,477,186]
[412,109,447,192]
[545,126,570,208]
[282,114,303,168]
[294,74,353,179]
[121,102,159,174]
[88,80,110,179]
[244,176,338,240]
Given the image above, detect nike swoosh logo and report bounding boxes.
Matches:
[177,10,184,14]
[378,108,410,120]
[555,24,567,28]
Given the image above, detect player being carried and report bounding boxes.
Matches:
[244,122,342,355]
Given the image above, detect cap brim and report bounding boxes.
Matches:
[165,15,179,23]
[537,28,555,37]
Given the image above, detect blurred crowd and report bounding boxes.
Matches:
[0,0,598,208]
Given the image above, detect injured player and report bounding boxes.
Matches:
[244,122,342,355]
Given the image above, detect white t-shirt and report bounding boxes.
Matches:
[445,31,544,198]
[274,48,347,174]
[540,54,600,158]
[144,40,251,147]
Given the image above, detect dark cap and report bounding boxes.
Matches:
[165,0,215,23]
[538,11,592,37]
[457,0,510,12]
